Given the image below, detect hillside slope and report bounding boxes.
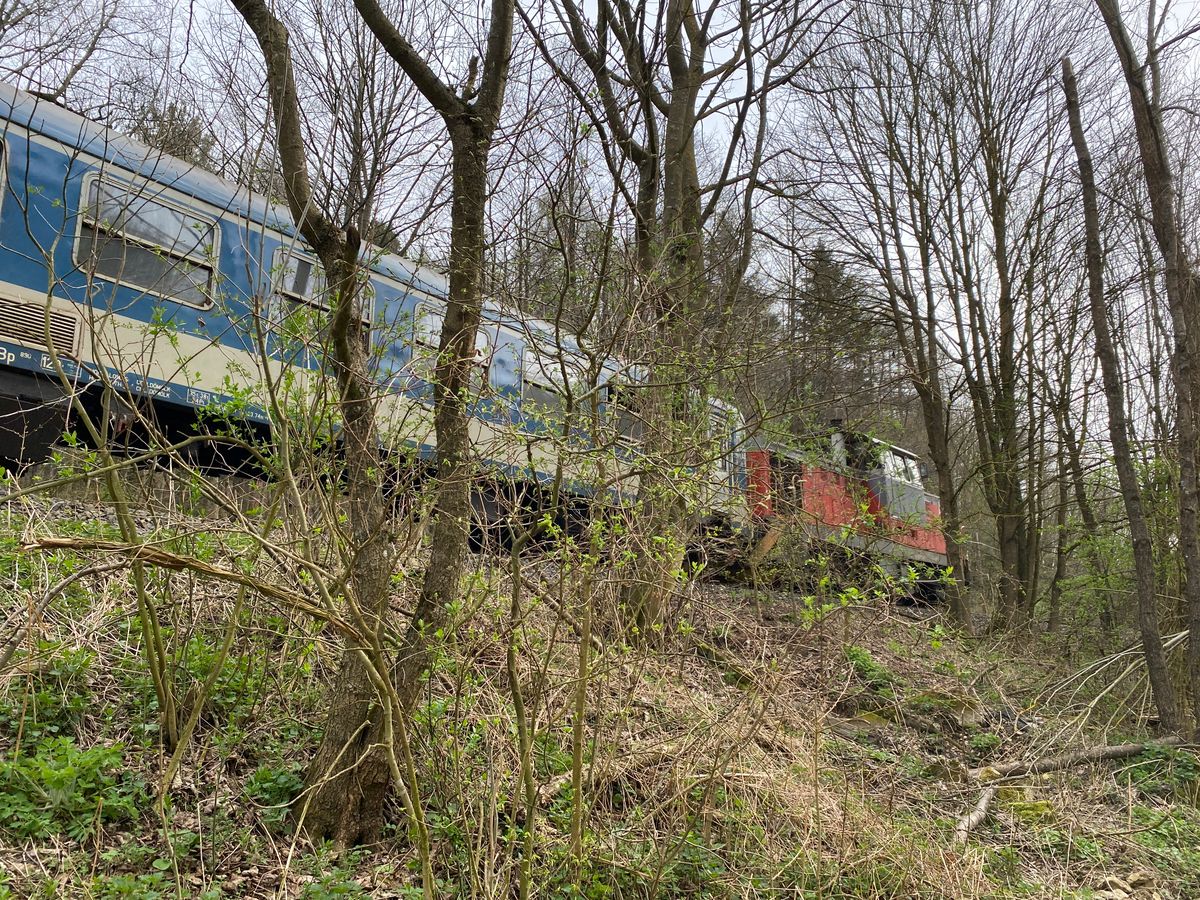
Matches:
[0,498,1196,898]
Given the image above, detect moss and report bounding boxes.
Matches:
[1005,799,1056,825]
[844,645,898,691]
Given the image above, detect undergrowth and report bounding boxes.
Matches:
[0,501,1196,898]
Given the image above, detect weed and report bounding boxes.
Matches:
[298,846,370,898]
[91,872,168,899]
[533,728,572,779]
[984,845,1021,885]
[0,737,144,840]
[244,763,305,830]
[0,643,94,744]
[968,731,1002,758]
[844,645,897,690]
[1130,803,1200,892]
[179,633,264,723]
[301,875,367,899]
[1123,746,1200,802]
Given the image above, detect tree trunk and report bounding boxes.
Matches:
[1046,446,1069,633]
[1096,0,1200,732]
[235,0,513,845]
[230,0,401,845]
[921,383,971,626]
[392,137,488,708]
[1061,56,1180,730]
[619,0,707,632]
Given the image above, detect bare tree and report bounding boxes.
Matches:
[0,0,120,101]
[1062,55,1180,731]
[231,0,405,847]
[230,0,516,853]
[799,0,1083,626]
[351,0,516,812]
[1095,0,1200,732]
[522,0,833,630]
[796,2,972,623]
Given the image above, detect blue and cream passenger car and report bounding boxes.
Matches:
[0,82,748,529]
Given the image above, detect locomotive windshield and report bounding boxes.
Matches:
[883,448,921,485]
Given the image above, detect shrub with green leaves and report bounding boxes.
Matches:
[0,737,144,840]
[244,763,305,830]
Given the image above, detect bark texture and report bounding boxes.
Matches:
[232,0,514,845]
[351,0,513,708]
[231,0,397,846]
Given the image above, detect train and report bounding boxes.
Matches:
[0,81,949,588]
[744,432,950,596]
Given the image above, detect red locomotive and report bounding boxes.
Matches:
[742,427,950,598]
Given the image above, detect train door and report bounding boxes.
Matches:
[487,328,521,426]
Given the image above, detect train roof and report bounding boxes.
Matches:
[751,430,924,463]
[0,81,597,362]
[0,83,449,294]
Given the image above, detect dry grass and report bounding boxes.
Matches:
[0,489,1196,898]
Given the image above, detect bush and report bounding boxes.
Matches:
[0,737,144,840]
[244,764,305,830]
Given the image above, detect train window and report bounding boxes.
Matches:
[274,246,326,303]
[468,328,492,394]
[474,329,490,365]
[772,456,804,513]
[489,339,520,393]
[270,247,371,362]
[523,346,565,426]
[413,304,443,349]
[606,384,643,445]
[884,450,919,484]
[76,177,216,307]
[408,307,493,385]
[408,303,442,380]
[709,408,733,474]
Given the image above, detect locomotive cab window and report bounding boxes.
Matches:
[75,176,217,308]
[884,449,919,485]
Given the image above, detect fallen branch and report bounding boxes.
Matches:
[21,536,363,642]
[968,736,1189,781]
[954,784,998,843]
[953,736,1191,843]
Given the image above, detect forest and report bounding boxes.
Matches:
[2,0,1200,897]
